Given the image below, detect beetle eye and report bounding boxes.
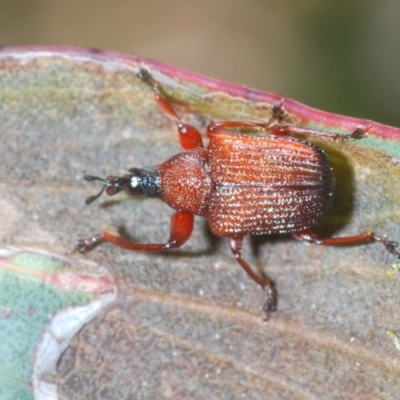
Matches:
[122,174,142,196]
[129,175,140,189]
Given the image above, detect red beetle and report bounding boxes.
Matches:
[76,69,400,317]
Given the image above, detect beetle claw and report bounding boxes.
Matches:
[74,239,90,253]
[74,234,104,253]
[384,240,400,259]
[137,68,151,82]
[262,286,277,320]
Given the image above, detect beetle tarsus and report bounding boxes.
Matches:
[381,239,400,259]
[262,285,278,320]
[272,101,286,121]
[137,68,151,83]
[348,127,367,140]
[370,234,400,259]
[137,68,160,93]
[74,234,104,253]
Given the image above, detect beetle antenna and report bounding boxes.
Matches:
[83,175,107,205]
[84,175,106,183]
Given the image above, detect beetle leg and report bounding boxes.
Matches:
[75,211,194,253]
[207,120,368,143]
[271,123,370,141]
[228,236,277,318]
[293,228,400,259]
[137,69,204,150]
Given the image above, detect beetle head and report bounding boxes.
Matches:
[83,169,143,205]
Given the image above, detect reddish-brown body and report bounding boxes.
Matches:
[161,131,332,237]
[76,69,400,318]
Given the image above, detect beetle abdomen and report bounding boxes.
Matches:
[207,131,333,236]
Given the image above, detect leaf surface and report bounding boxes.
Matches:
[0,46,399,399]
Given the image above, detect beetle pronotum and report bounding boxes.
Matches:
[76,69,400,318]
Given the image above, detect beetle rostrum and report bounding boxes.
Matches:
[75,68,400,319]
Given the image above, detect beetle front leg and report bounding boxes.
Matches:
[75,211,194,253]
[292,228,400,259]
[137,69,204,150]
[228,235,277,319]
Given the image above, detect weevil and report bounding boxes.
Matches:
[75,69,400,318]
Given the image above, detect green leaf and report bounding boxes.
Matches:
[0,249,115,400]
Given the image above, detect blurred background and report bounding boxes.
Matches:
[1,0,399,127]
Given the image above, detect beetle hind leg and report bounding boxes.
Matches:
[293,228,400,259]
[228,236,277,319]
